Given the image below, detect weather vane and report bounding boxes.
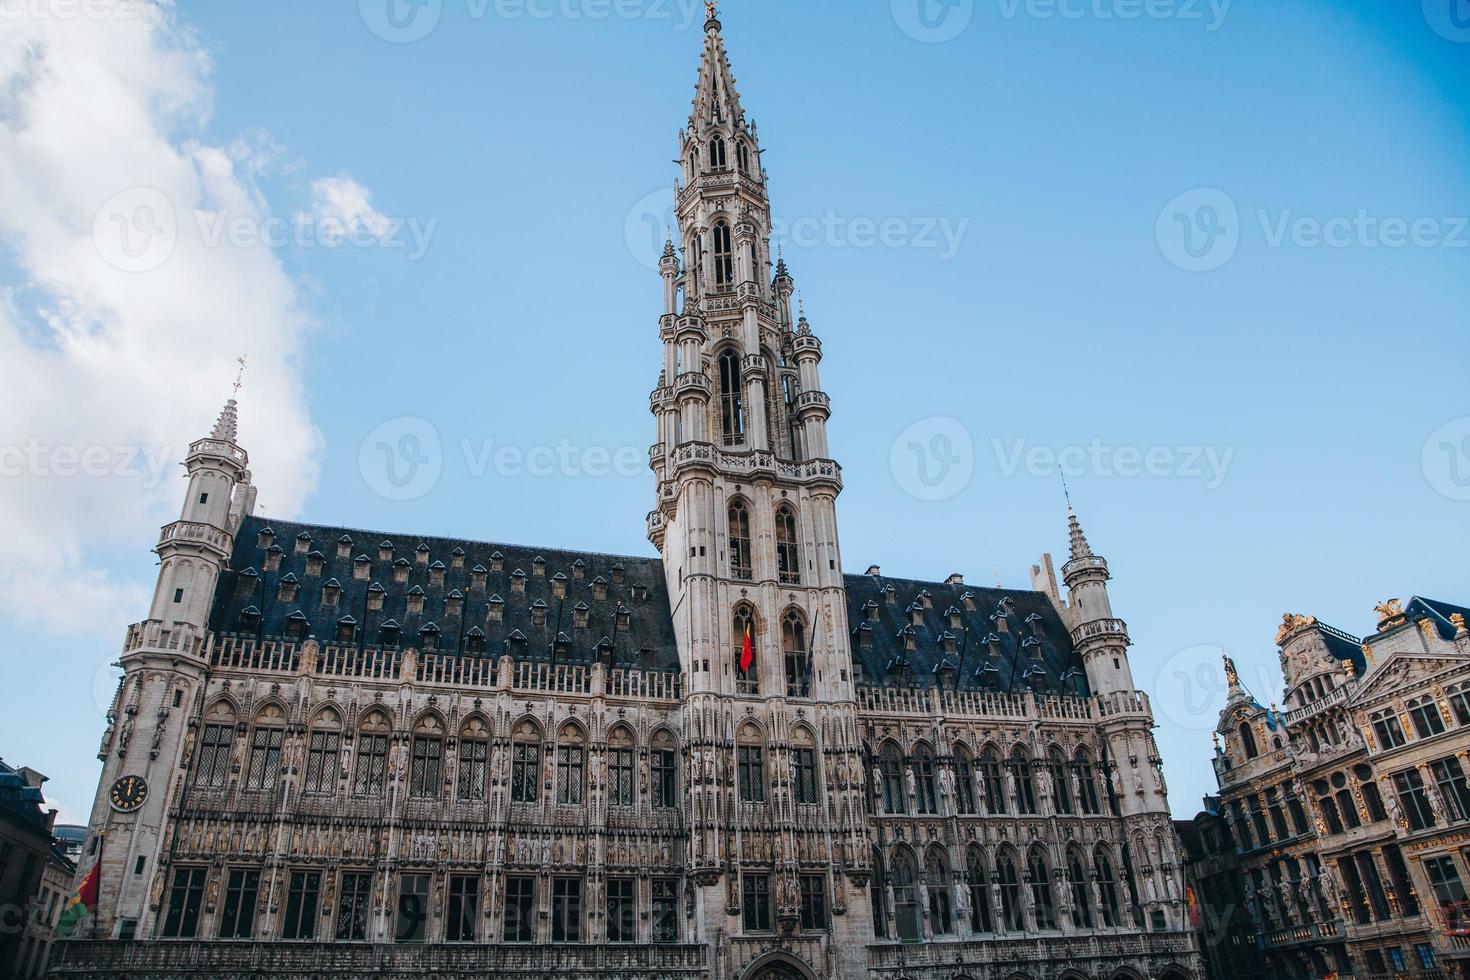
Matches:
[232,355,247,397]
[706,1,718,18]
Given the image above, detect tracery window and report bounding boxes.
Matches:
[775,505,800,585]
[728,498,752,577]
[719,350,745,446]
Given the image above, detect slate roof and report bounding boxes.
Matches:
[842,573,1089,695]
[209,517,679,672]
[1410,596,1470,641]
[0,759,51,833]
[210,517,1086,693]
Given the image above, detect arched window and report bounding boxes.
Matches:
[911,744,937,814]
[353,709,391,796]
[891,848,921,942]
[1009,747,1037,815]
[718,348,744,446]
[303,707,342,795]
[967,847,992,933]
[1028,847,1055,929]
[245,704,286,792]
[737,721,765,803]
[409,714,444,799]
[871,847,889,938]
[1095,847,1121,927]
[980,747,1006,815]
[1074,749,1101,815]
[953,746,977,815]
[775,505,801,585]
[782,610,809,698]
[1239,722,1259,759]
[195,701,237,789]
[728,498,752,578]
[879,742,906,814]
[926,848,952,935]
[996,851,1023,932]
[1049,747,1073,815]
[457,716,490,801]
[734,605,758,695]
[510,718,541,803]
[708,136,726,169]
[1068,849,1093,928]
[736,140,750,173]
[555,723,586,805]
[713,220,734,287]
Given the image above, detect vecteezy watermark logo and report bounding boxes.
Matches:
[1423,417,1470,501]
[996,0,1231,31]
[0,440,176,488]
[1156,187,1239,273]
[890,417,975,501]
[993,438,1235,489]
[1424,0,1470,42]
[92,187,177,273]
[891,0,975,42]
[359,417,444,501]
[1153,644,1245,731]
[360,0,443,42]
[0,0,165,28]
[625,188,679,272]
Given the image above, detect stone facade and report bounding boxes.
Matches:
[1207,597,1470,979]
[55,12,1201,980]
[0,760,67,978]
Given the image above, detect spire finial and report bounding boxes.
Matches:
[704,0,720,31]
[232,354,247,398]
[1067,506,1092,560]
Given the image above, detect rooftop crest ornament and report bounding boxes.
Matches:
[1275,613,1316,647]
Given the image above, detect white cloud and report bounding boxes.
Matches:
[0,1,322,639]
[308,174,393,240]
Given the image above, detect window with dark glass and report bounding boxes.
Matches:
[997,856,1023,932]
[552,878,582,942]
[1069,857,1093,928]
[1049,751,1073,815]
[734,607,758,695]
[713,221,734,286]
[1009,750,1036,815]
[1097,854,1121,927]
[217,868,259,939]
[608,748,635,807]
[742,874,771,932]
[245,726,284,791]
[1433,756,1470,821]
[652,879,679,942]
[954,754,976,814]
[1411,700,1447,739]
[1374,712,1408,749]
[408,735,442,798]
[511,742,540,803]
[504,877,535,942]
[556,745,585,804]
[774,506,800,585]
[282,871,321,941]
[738,746,765,802]
[728,498,752,576]
[457,737,489,801]
[607,878,635,942]
[195,724,233,788]
[303,729,340,794]
[799,875,828,931]
[652,749,677,808]
[1394,768,1437,830]
[1028,852,1055,929]
[161,867,206,938]
[782,612,809,698]
[445,875,477,942]
[336,871,373,941]
[793,748,818,804]
[353,733,388,795]
[719,352,745,447]
[981,751,1005,814]
[1075,755,1100,815]
[391,873,429,943]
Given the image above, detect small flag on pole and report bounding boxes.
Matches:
[58,862,100,937]
[739,620,754,674]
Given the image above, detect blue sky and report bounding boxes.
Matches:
[0,0,1466,824]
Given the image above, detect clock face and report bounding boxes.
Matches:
[109,775,148,813]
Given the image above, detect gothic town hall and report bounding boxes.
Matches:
[58,13,1202,980]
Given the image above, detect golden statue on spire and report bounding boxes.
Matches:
[706,1,717,18]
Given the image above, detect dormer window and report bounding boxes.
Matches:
[322,579,342,608]
[532,557,546,577]
[592,577,608,601]
[285,610,309,640]
[446,590,464,618]
[505,630,528,657]
[235,569,259,598]
[863,601,879,624]
[278,574,299,603]
[367,583,385,613]
[406,587,426,615]
[611,563,625,585]
[571,559,586,581]
[336,535,353,559]
[857,623,873,649]
[294,532,311,555]
[1025,612,1044,634]
[883,585,897,606]
[415,544,430,565]
[380,620,401,647]
[632,584,649,602]
[336,616,357,644]
[490,551,505,573]
[429,561,446,587]
[940,631,958,655]
[553,633,572,659]
[418,623,441,652]
[466,627,487,655]
[616,606,631,630]
[947,607,963,630]
[450,547,465,571]
[353,556,371,581]
[256,527,275,549]
[531,600,548,628]
[551,573,568,599]
[379,541,394,562]
[1022,635,1043,659]
[305,551,325,576]
[237,605,260,631]
[393,559,411,585]
[899,626,917,652]
[263,546,283,572]
[488,596,505,624]
[918,590,932,609]
[907,603,923,627]
[511,570,527,593]
[961,591,975,612]
[573,602,589,629]
[471,565,488,590]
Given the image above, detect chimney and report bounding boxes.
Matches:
[945,573,964,585]
[865,565,881,577]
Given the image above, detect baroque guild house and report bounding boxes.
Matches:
[57,12,1201,980]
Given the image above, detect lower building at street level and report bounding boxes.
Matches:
[52,11,1201,980]
[1195,597,1470,979]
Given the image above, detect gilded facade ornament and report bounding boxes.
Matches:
[1275,613,1317,647]
[1374,598,1405,631]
